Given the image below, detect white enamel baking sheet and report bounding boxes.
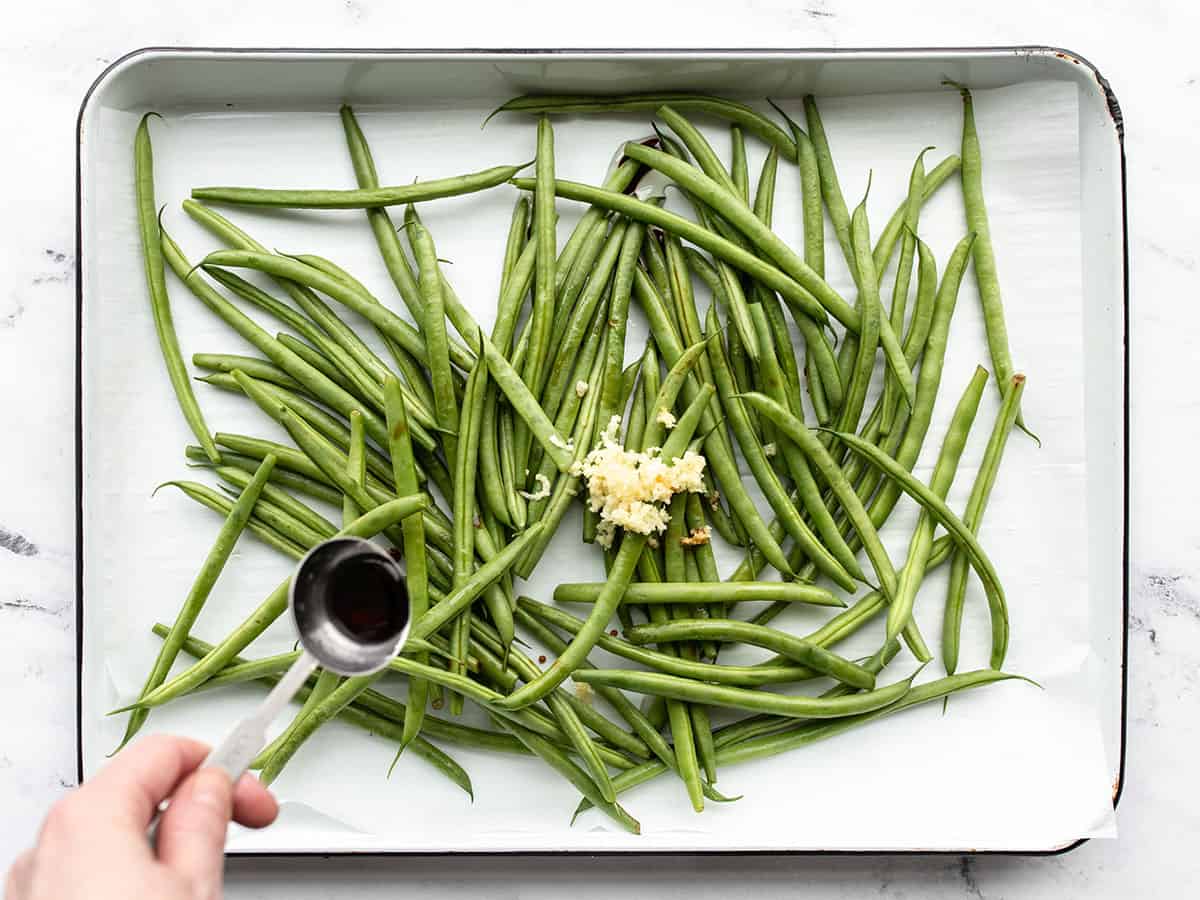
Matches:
[78,50,1126,854]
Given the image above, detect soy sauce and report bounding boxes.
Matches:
[325,554,409,643]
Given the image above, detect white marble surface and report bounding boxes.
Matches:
[0,0,1193,895]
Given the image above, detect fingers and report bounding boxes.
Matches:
[232,773,279,829]
[80,734,211,829]
[155,767,232,900]
[4,849,33,900]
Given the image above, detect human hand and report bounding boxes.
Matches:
[5,734,278,900]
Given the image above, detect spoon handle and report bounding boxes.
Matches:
[147,651,318,845]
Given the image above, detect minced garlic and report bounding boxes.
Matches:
[762,442,777,457]
[573,416,707,536]
[518,473,552,501]
[656,408,677,429]
[680,525,712,547]
[575,380,590,398]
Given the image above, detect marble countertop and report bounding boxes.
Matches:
[1,0,1193,896]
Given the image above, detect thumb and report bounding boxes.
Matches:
[155,767,233,900]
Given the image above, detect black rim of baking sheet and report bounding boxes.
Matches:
[74,45,1130,859]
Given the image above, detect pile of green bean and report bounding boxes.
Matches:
[118,88,1033,832]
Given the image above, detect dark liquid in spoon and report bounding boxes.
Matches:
[326,554,409,643]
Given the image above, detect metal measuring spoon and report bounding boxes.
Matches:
[149,537,409,841]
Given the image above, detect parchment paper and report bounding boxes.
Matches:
[80,77,1117,851]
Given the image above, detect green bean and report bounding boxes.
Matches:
[631,268,787,572]
[128,495,427,710]
[157,480,308,559]
[574,665,918,719]
[800,96,856,276]
[133,115,218,462]
[512,331,608,577]
[952,84,1030,437]
[513,608,732,804]
[186,201,441,385]
[255,669,371,785]
[623,142,917,402]
[748,303,863,582]
[518,176,830,329]
[431,273,580,477]
[201,370,405,487]
[642,507,706,810]
[213,466,336,539]
[202,265,314,337]
[553,581,841,607]
[872,154,962,277]
[477,385,514,529]
[718,669,1025,765]
[831,428,1010,667]
[656,106,741,198]
[192,160,527,209]
[193,353,301,391]
[621,143,846,324]
[627,620,875,690]
[637,340,706,450]
[471,622,620,800]
[284,252,418,376]
[526,296,608,516]
[338,105,426,326]
[541,221,627,422]
[559,155,643,289]
[491,93,797,160]
[553,216,615,343]
[752,145,778,224]
[519,597,820,687]
[267,400,411,547]
[270,331,372,405]
[945,373,1025,674]
[887,366,987,646]
[735,392,898,600]
[880,149,929,434]
[203,264,444,432]
[496,402,526,527]
[794,118,826,279]
[289,251,464,405]
[757,290,802,412]
[712,640,902,750]
[408,219,461,471]
[189,445,342,506]
[577,664,1016,809]
[904,238,940,365]
[505,532,648,704]
[706,313,851,589]
[834,192,884,437]
[595,217,646,471]
[448,357,487,710]
[805,352,831,425]
[490,713,639,833]
[162,232,395,451]
[382,375,433,751]
[623,364,648,453]
[198,246,469,372]
[501,195,531,295]
[406,523,545,644]
[117,455,276,749]
[522,115,558,409]
[866,232,976,528]
[212,432,339,493]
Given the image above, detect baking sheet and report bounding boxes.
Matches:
[80,69,1118,852]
